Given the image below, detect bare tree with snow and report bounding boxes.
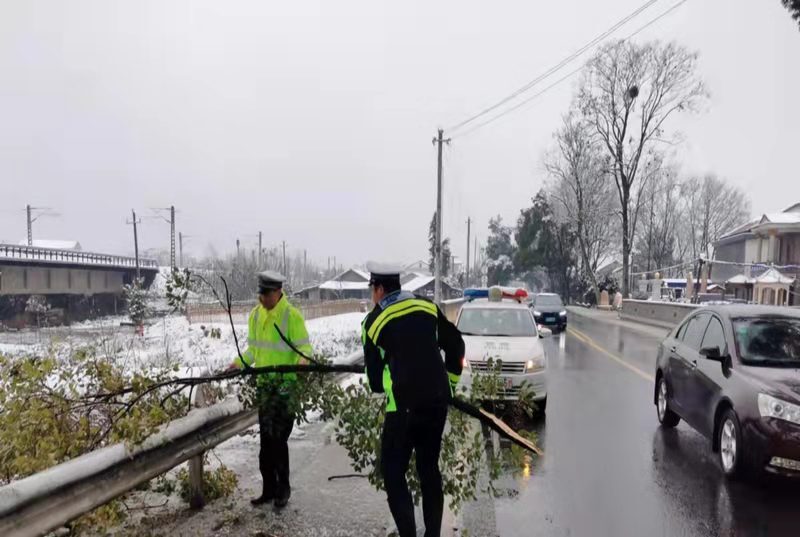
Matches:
[578,40,706,296]
[546,111,617,304]
[680,174,751,261]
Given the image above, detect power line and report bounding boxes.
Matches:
[450,64,584,140]
[446,0,662,134]
[449,0,690,141]
[622,0,688,40]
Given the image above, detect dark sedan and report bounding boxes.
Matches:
[531,293,567,332]
[654,305,800,478]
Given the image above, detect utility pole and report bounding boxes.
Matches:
[127,210,142,280]
[25,205,59,246]
[466,217,471,288]
[179,232,185,267]
[432,128,450,303]
[258,231,263,268]
[303,249,307,284]
[169,206,176,270]
[236,239,240,259]
[26,205,32,246]
[151,206,176,269]
[282,241,287,277]
[474,236,479,286]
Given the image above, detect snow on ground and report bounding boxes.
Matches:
[0,311,364,373]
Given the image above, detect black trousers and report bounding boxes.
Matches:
[257,391,295,498]
[381,405,448,537]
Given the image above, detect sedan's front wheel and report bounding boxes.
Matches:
[656,377,680,428]
[718,408,746,479]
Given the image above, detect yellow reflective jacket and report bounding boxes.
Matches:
[232,296,313,381]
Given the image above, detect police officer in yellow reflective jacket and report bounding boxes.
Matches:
[229,270,312,508]
[361,262,464,537]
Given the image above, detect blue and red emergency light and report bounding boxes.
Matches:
[464,286,528,302]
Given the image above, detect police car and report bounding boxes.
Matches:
[456,287,549,410]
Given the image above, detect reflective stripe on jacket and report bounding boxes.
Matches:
[232,295,313,381]
[362,291,464,412]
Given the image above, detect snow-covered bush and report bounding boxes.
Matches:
[165,268,192,313]
[123,278,150,326]
[24,295,50,327]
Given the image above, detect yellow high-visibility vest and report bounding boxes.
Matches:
[232,296,312,382]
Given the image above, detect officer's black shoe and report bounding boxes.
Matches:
[250,493,274,506]
[273,491,291,509]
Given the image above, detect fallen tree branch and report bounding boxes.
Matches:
[449,397,543,456]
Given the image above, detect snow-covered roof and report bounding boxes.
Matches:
[754,268,795,285]
[17,239,82,250]
[784,202,800,214]
[329,268,370,283]
[759,212,800,225]
[402,275,434,292]
[352,269,370,280]
[718,219,758,241]
[726,274,755,284]
[319,280,370,291]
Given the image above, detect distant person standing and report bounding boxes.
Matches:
[229,270,311,508]
[361,263,464,537]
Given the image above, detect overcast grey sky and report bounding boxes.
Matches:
[1,0,798,267]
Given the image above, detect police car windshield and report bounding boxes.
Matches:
[457,308,536,337]
[534,295,563,307]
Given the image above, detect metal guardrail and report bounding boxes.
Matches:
[0,244,158,270]
[0,350,365,537]
[441,297,466,323]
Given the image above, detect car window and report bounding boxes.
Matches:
[457,308,536,337]
[675,320,689,340]
[681,313,710,351]
[733,317,800,367]
[701,317,727,353]
[534,295,563,307]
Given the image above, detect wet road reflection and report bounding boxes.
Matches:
[477,313,800,537]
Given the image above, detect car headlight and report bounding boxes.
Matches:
[526,356,545,373]
[758,393,800,425]
[533,310,542,316]
[559,310,567,316]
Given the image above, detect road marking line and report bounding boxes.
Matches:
[567,326,655,383]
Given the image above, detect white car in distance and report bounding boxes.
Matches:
[456,287,550,411]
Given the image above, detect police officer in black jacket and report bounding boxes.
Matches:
[361,262,465,537]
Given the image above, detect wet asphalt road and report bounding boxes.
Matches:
[485,312,800,537]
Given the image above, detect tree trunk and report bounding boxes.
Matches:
[621,194,631,298]
[577,221,600,305]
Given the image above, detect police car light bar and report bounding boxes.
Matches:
[464,287,528,302]
[464,288,489,300]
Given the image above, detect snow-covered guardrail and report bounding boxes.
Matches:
[620,299,699,329]
[0,350,365,537]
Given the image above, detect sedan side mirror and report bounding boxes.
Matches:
[700,346,723,362]
[539,327,552,338]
